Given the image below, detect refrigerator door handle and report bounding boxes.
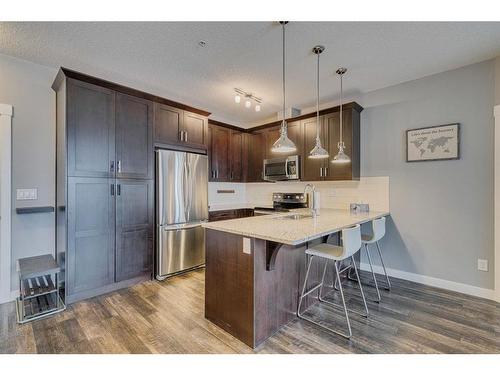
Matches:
[161,221,207,231]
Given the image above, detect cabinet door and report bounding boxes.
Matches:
[324,111,353,180]
[182,111,207,149]
[67,79,115,178]
[302,117,327,181]
[265,120,303,159]
[116,94,153,179]
[230,130,243,182]
[67,177,115,297]
[115,179,153,282]
[247,131,266,182]
[154,103,183,145]
[210,125,230,181]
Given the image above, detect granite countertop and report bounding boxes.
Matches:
[202,208,390,245]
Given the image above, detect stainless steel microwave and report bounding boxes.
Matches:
[263,155,300,181]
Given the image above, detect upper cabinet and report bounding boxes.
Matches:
[301,116,326,181]
[323,106,360,181]
[208,122,245,182]
[246,130,266,182]
[66,79,115,178]
[154,103,208,150]
[115,93,153,180]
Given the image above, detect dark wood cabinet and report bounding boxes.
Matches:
[230,130,243,181]
[323,108,360,181]
[246,131,266,182]
[182,111,207,149]
[208,123,245,182]
[67,177,115,299]
[115,179,154,282]
[209,125,230,181]
[154,103,183,145]
[66,79,115,178]
[209,208,254,222]
[154,103,208,150]
[301,116,327,181]
[54,70,155,304]
[116,93,153,180]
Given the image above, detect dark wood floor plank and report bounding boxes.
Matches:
[1,268,498,354]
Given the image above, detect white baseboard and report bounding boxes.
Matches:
[359,262,497,302]
[0,290,18,305]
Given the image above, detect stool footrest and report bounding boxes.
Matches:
[301,283,322,298]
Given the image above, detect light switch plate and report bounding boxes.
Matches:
[16,188,38,200]
[477,259,488,272]
[242,237,252,254]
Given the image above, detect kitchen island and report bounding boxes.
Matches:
[202,208,389,348]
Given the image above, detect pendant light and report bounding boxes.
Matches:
[271,21,297,153]
[332,67,351,163]
[308,45,329,159]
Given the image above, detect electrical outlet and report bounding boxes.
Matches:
[477,259,488,272]
[242,237,252,254]
[16,188,37,200]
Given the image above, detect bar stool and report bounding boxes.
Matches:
[297,224,369,339]
[350,216,391,302]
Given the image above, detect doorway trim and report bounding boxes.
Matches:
[495,104,500,303]
[0,103,13,304]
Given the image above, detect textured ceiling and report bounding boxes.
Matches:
[1,22,500,127]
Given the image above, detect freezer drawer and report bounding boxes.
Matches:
[157,224,205,279]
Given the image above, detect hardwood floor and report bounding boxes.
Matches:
[1,269,499,354]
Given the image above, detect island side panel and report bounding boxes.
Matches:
[204,229,254,347]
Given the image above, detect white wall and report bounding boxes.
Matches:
[0,53,57,293]
[360,59,495,290]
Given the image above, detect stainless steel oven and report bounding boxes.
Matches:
[263,155,300,181]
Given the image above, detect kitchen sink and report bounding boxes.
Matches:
[273,213,313,220]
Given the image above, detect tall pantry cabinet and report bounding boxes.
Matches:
[53,69,154,303]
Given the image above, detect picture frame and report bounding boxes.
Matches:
[406,123,460,162]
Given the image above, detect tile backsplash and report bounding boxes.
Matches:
[209,176,389,212]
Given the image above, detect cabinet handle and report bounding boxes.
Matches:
[117,160,122,173]
[324,167,328,177]
[179,131,184,141]
[320,167,323,177]
[117,184,121,196]
[111,184,115,196]
[184,131,188,143]
[230,171,233,180]
[110,161,115,172]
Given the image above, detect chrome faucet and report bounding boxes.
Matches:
[304,183,317,218]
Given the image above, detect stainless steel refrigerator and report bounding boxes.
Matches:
[156,149,208,280]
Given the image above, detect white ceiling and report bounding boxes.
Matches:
[1,22,500,127]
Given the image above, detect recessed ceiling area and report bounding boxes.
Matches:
[1,21,500,127]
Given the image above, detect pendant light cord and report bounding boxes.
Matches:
[282,22,286,133]
[339,73,343,145]
[316,51,320,140]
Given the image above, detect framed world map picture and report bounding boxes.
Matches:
[406,123,460,162]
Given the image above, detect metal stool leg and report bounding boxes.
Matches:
[364,243,381,302]
[376,241,391,290]
[350,255,369,317]
[298,257,352,339]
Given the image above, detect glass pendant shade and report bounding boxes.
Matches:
[309,137,329,159]
[271,120,296,153]
[332,141,351,163]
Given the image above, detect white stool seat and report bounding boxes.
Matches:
[306,244,345,260]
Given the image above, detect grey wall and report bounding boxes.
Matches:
[360,60,495,289]
[0,53,57,292]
